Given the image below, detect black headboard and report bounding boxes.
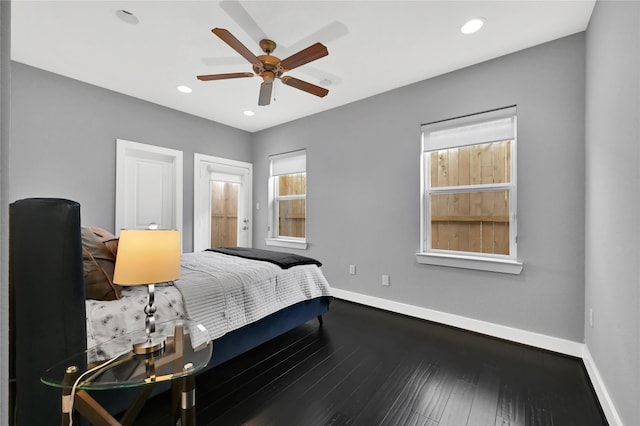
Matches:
[9,198,87,425]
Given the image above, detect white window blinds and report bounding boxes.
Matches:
[270,150,306,176]
[422,106,516,151]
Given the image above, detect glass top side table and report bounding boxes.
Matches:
[42,319,212,426]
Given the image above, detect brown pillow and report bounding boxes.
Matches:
[82,227,121,300]
[88,226,119,258]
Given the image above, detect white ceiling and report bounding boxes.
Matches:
[11,1,595,133]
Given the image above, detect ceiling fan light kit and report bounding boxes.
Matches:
[197,28,329,106]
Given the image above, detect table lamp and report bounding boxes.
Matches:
[113,229,181,355]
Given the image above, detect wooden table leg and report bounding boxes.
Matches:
[119,385,154,426]
[73,390,120,426]
[170,324,185,418]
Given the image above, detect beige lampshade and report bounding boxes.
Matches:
[113,229,181,286]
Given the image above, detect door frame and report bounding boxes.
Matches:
[193,153,252,251]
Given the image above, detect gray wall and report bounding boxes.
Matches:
[585,2,640,424]
[10,62,252,251]
[253,33,587,342]
[1,2,11,424]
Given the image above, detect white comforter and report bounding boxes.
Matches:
[86,251,332,348]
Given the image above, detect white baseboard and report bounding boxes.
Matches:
[331,288,583,356]
[582,347,623,425]
[331,288,621,425]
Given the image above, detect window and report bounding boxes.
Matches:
[417,106,522,274]
[266,150,307,250]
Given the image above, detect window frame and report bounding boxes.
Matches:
[417,107,523,274]
[266,150,308,250]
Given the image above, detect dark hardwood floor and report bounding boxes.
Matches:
[135,300,606,426]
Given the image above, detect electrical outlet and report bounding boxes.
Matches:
[589,308,594,327]
[382,274,390,286]
[349,265,356,275]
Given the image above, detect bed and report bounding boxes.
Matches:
[9,198,333,425]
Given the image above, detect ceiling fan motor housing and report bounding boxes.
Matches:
[254,54,283,82]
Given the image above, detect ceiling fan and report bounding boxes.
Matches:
[197,28,329,106]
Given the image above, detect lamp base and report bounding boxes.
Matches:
[132,336,166,355]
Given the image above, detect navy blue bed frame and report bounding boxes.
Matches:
[9,198,331,424]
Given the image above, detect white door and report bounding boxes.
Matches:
[115,139,183,235]
[194,154,252,251]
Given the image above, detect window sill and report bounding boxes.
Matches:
[265,238,308,250]
[416,252,523,274]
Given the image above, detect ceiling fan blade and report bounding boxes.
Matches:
[197,72,254,81]
[212,28,262,65]
[258,82,273,106]
[281,76,329,98]
[279,43,328,71]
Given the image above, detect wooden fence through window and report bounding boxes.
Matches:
[430,141,511,255]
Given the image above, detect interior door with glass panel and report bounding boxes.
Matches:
[194,154,252,252]
[210,173,241,247]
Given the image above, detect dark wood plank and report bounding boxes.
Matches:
[466,365,501,424]
[496,381,526,426]
[434,378,475,426]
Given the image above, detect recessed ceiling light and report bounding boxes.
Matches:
[319,79,332,87]
[177,85,192,94]
[115,9,139,25]
[461,18,485,35]
[243,110,255,117]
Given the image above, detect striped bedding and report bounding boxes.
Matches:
[177,251,332,340]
